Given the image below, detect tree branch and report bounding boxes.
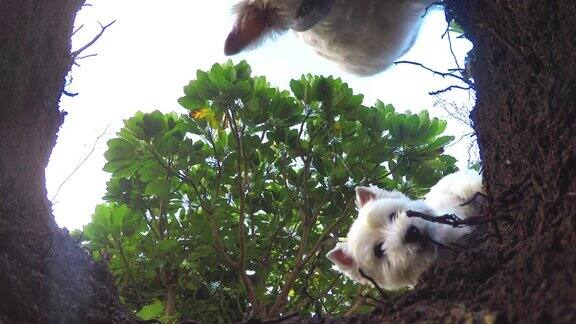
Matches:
[223,108,261,317]
[225,109,248,271]
[395,60,471,85]
[442,23,462,71]
[50,125,109,203]
[149,147,239,269]
[429,85,472,96]
[344,295,367,317]
[71,20,116,58]
[267,195,355,317]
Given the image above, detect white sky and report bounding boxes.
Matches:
[46,1,475,230]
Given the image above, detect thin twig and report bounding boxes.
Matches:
[443,25,462,71]
[51,125,109,203]
[62,90,79,97]
[358,269,387,299]
[395,60,470,84]
[75,231,85,244]
[406,210,509,228]
[406,210,464,227]
[434,97,473,127]
[395,60,474,95]
[72,24,85,37]
[267,196,354,317]
[73,53,99,66]
[422,1,443,18]
[344,295,367,317]
[429,85,471,96]
[71,20,116,58]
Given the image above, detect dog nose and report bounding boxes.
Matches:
[404,225,423,244]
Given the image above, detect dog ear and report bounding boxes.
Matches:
[225,1,284,55]
[355,186,378,208]
[326,242,355,271]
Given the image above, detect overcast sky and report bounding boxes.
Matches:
[46,0,475,230]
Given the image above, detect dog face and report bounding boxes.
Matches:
[225,0,335,55]
[327,186,438,290]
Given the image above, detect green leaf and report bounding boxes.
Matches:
[428,135,454,150]
[142,111,167,139]
[235,60,252,80]
[178,95,205,110]
[138,300,165,320]
[429,118,448,138]
[85,61,459,322]
[449,21,464,34]
[290,79,305,100]
[403,114,420,138]
[145,179,171,199]
[140,161,168,182]
[83,222,108,242]
[93,204,112,227]
[157,239,179,253]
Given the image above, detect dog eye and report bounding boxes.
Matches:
[389,212,398,221]
[296,0,316,18]
[374,242,385,258]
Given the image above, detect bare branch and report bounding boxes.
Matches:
[395,60,471,85]
[148,147,239,270]
[406,209,511,227]
[72,24,84,37]
[224,108,248,271]
[62,90,78,97]
[344,295,367,317]
[221,107,261,316]
[429,85,472,96]
[239,273,263,318]
[358,269,387,299]
[50,125,109,203]
[73,53,99,67]
[71,20,116,58]
[395,59,474,96]
[442,23,462,71]
[422,1,443,18]
[434,97,472,126]
[267,196,355,317]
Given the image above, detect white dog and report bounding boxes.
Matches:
[327,169,485,290]
[225,0,437,76]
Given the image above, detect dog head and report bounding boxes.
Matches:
[327,186,438,290]
[224,0,336,55]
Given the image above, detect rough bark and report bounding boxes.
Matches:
[0,1,131,322]
[368,0,576,322]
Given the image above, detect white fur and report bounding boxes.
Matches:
[230,0,437,76]
[297,0,437,75]
[327,169,485,290]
